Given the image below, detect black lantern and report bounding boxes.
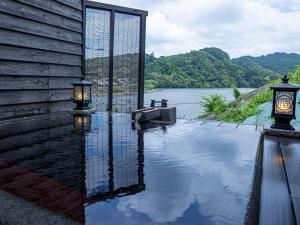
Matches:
[72,80,92,110]
[73,114,92,132]
[271,75,300,130]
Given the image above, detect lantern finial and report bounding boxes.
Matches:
[282,75,289,83]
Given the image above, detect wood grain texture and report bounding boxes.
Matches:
[0,45,82,66]
[280,137,300,225]
[55,0,82,10]
[0,76,78,90]
[259,135,295,225]
[0,0,82,32]
[0,12,82,44]
[0,29,82,55]
[0,101,74,121]
[0,90,73,105]
[15,0,82,21]
[0,0,83,118]
[280,137,300,198]
[0,61,82,77]
[293,198,300,225]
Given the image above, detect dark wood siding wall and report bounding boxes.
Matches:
[0,0,83,121]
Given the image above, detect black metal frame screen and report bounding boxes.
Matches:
[84,1,147,112]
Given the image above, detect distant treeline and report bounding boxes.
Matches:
[145,48,300,89]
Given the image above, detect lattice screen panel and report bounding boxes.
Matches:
[112,13,141,113]
[85,8,110,112]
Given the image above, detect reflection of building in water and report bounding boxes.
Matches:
[0,113,144,224]
[85,114,145,203]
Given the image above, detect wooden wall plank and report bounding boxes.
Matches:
[0,45,82,66]
[48,101,75,113]
[0,0,83,119]
[15,0,82,21]
[0,101,74,121]
[0,61,82,77]
[0,76,48,90]
[0,13,82,44]
[49,65,82,78]
[0,90,73,105]
[55,0,82,10]
[0,76,78,90]
[49,89,74,101]
[49,77,78,89]
[0,29,82,55]
[0,0,82,32]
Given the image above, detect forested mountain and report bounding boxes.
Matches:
[145,48,300,89]
[236,52,300,74]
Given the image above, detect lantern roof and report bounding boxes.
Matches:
[270,75,300,91]
[72,80,92,86]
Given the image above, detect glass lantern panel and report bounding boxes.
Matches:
[74,86,83,101]
[84,86,91,101]
[275,91,294,115]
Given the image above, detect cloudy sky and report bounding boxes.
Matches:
[94,0,300,58]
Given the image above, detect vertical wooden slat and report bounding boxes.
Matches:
[259,135,295,225]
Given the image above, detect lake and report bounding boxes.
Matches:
[145,88,255,119]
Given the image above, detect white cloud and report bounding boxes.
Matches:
[115,125,260,224]
[92,0,300,57]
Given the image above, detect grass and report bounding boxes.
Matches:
[199,65,300,123]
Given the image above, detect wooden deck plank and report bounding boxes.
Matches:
[294,198,300,225]
[280,137,300,198]
[280,137,300,225]
[259,135,295,225]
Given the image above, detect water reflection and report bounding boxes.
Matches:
[84,113,145,203]
[0,112,144,225]
[0,112,262,225]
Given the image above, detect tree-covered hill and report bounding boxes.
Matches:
[232,57,279,87]
[236,52,300,74]
[145,48,300,89]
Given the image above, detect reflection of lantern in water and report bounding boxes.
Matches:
[74,114,91,132]
[271,75,300,130]
[72,80,92,110]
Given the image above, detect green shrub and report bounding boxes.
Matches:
[232,85,241,100]
[200,94,227,115]
[199,65,300,123]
